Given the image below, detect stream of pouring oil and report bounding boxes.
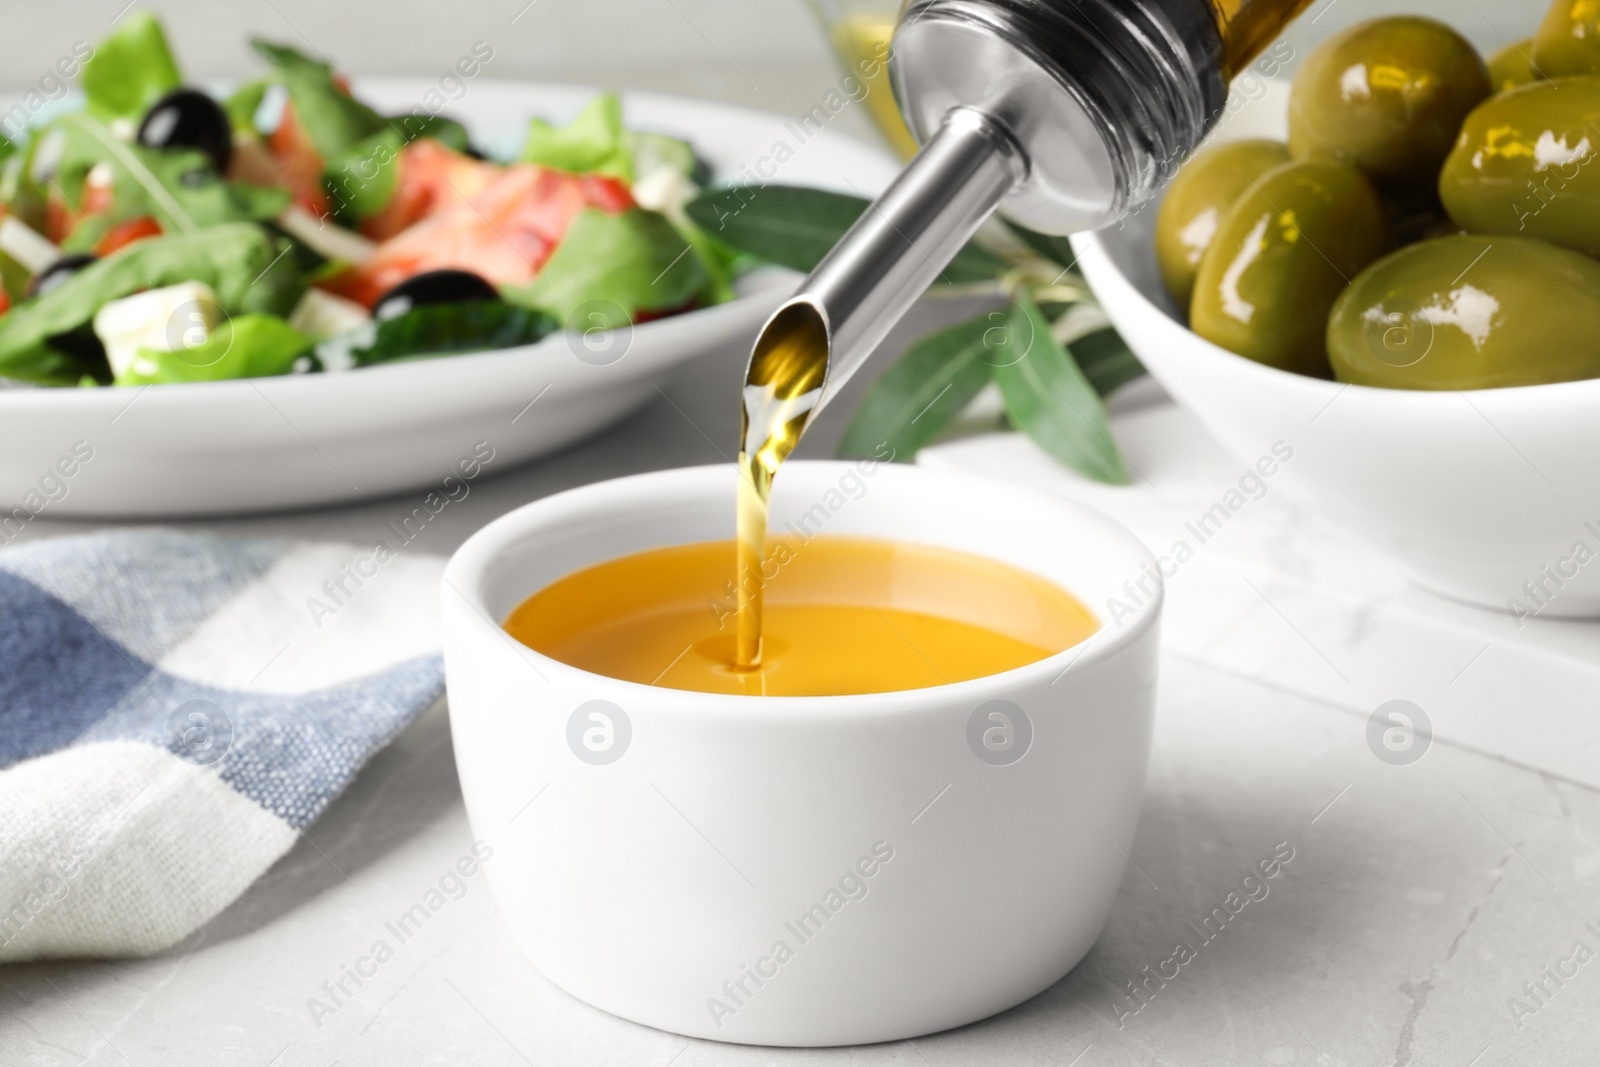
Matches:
[734,307,829,671]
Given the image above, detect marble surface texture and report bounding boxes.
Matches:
[3,1,1598,1059]
[5,329,1598,1066]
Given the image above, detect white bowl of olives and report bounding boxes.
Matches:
[1078,12,1600,618]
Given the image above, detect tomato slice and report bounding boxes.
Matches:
[95,216,163,256]
[0,285,10,317]
[320,164,636,307]
[633,299,696,324]
[42,162,127,246]
[81,175,114,218]
[270,101,332,217]
[358,139,496,240]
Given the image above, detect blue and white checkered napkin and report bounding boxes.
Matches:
[0,530,445,961]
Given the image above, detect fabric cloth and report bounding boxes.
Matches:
[0,530,445,961]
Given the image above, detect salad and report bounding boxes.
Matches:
[0,13,731,388]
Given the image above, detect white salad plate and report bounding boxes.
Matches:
[0,79,898,517]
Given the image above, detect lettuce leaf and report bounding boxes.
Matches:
[250,39,388,159]
[502,208,707,321]
[520,94,701,185]
[251,40,471,225]
[0,340,100,387]
[0,223,304,376]
[81,13,183,121]
[224,79,274,133]
[322,128,403,224]
[391,113,470,153]
[338,300,557,366]
[521,94,633,179]
[116,313,310,384]
[41,113,289,246]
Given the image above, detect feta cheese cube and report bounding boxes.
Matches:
[93,281,223,377]
[287,288,370,339]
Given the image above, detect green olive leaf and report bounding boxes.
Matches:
[684,184,1009,285]
[991,294,1128,484]
[1002,218,1078,271]
[835,311,997,461]
[1068,325,1146,397]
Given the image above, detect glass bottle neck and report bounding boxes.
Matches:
[895,0,1233,234]
[1209,0,1317,77]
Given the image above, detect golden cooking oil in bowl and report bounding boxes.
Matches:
[505,534,1101,697]
[441,460,1162,1046]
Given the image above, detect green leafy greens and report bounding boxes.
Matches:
[117,313,311,385]
[0,223,303,382]
[80,12,183,121]
[504,208,707,321]
[250,39,389,160]
[40,113,288,248]
[522,94,634,179]
[520,93,700,185]
[347,301,557,366]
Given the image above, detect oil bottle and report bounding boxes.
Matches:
[734,0,1314,669]
[746,0,1317,419]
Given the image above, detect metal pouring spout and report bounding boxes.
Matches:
[740,0,1230,426]
[742,107,1026,426]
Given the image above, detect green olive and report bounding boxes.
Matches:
[1156,138,1292,309]
[1190,159,1391,378]
[1533,1,1600,79]
[1289,16,1491,191]
[1329,234,1600,389]
[1487,38,1540,93]
[1439,77,1600,257]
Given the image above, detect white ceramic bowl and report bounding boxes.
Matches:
[1075,80,1600,617]
[441,461,1161,1046]
[0,80,898,517]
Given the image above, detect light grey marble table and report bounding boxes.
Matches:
[4,300,1596,1067]
[3,8,1598,1060]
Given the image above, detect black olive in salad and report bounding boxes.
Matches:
[28,254,98,298]
[373,270,501,321]
[45,325,111,381]
[137,88,233,173]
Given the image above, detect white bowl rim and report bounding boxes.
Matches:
[1071,228,1600,412]
[443,460,1161,718]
